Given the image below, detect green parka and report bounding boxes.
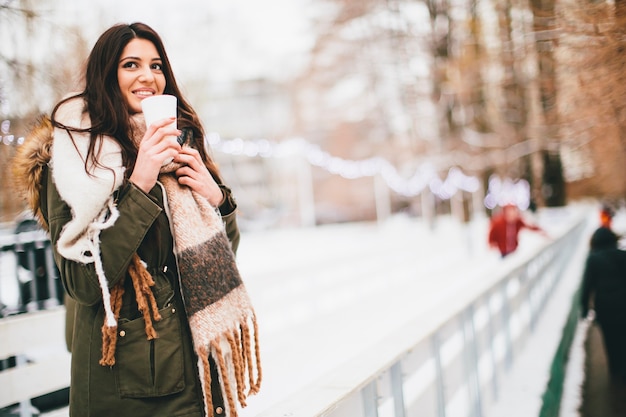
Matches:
[15,116,240,417]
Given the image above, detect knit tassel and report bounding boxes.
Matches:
[198,345,215,417]
[240,318,262,395]
[212,339,237,417]
[252,318,262,393]
[226,331,247,407]
[99,254,162,366]
[196,315,262,417]
[99,281,124,366]
[128,254,162,339]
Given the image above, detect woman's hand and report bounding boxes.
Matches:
[173,147,224,206]
[130,117,181,193]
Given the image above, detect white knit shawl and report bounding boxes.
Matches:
[51,98,125,326]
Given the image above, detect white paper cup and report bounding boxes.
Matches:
[141,94,177,128]
[141,95,177,165]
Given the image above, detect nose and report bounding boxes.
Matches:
[138,65,155,83]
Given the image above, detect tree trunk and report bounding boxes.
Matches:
[530,0,566,206]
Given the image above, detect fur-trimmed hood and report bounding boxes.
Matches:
[11,115,54,231]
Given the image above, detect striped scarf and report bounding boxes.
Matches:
[158,171,262,416]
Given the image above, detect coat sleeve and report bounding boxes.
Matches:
[45,172,162,306]
[580,255,596,318]
[218,184,240,254]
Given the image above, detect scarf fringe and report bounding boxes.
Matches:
[198,346,215,416]
[198,316,262,417]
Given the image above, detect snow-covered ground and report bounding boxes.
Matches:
[235,206,586,416]
[0,203,597,417]
[237,214,496,415]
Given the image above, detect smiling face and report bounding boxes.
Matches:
[117,38,166,113]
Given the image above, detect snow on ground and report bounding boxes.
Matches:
[235,207,580,416]
[237,214,494,415]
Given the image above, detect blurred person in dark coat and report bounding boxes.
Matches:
[581,226,626,385]
[488,203,547,257]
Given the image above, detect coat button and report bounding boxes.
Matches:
[172,308,176,314]
[215,407,223,415]
[163,265,168,273]
[119,330,126,337]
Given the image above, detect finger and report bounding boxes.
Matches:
[177,175,207,195]
[140,136,181,168]
[155,132,184,155]
[176,175,195,188]
[174,165,197,180]
[143,117,175,138]
[143,128,181,149]
[147,116,176,130]
[142,134,180,157]
[174,150,203,169]
[177,147,202,163]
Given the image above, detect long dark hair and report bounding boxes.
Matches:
[51,22,222,182]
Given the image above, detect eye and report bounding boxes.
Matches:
[122,61,138,69]
[151,62,163,71]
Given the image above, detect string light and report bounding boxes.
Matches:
[5,128,525,209]
[206,133,485,200]
[483,175,531,210]
[1,119,24,145]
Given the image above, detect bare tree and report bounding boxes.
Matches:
[0,0,88,221]
[557,0,626,200]
[529,0,566,206]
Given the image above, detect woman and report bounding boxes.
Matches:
[581,226,626,385]
[12,23,261,417]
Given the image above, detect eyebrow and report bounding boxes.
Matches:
[119,56,162,62]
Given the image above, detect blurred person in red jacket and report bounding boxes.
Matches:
[488,203,547,257]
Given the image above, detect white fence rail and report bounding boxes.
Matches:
[0,308,70,414]
[0,229,63,315]
[259,213,587,417]
[0,230,69,417]
[0,211,588,417]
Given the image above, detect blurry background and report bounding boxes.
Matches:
[1,0,625,230]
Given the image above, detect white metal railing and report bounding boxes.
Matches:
[0,308,70,415]
[0,230,69,417]
[0,229,63,315]
[0,211,588,417]
[259,212,588,417]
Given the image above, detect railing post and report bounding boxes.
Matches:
[486,291,499,402]
[432,332,446,417]
[362,380,379,417]
[390,362,406,417]
[25,245,38,312]
[462,305,483,417]
[44,244,60,308]
[17,354,34,417]
[501,279,513,370]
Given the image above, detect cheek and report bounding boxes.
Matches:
[156,75,166,94]
[117,74,131,94]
